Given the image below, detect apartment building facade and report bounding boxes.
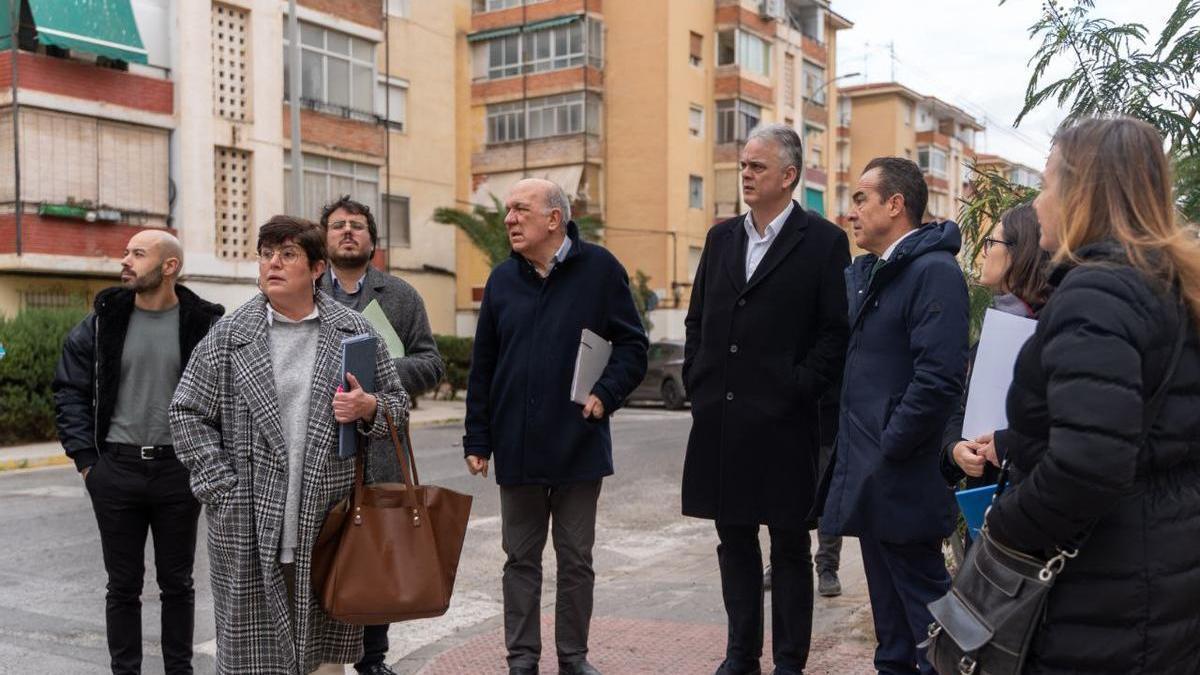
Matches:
[974,153,1042,190]
[457,0,851,339]
[0,0,459,335]
[835,82,984,249]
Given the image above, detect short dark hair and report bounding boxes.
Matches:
[998,203,1052,308]
[863,157,928,227]
[320,195,378,251]
[257,215,327,270]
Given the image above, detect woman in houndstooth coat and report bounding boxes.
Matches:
[170,216,409,674]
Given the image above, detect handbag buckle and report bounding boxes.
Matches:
[1039,546,1079,581]
[958,655,977,675]
[411,507,421,527]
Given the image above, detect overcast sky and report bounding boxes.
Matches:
[830,0,1185,170]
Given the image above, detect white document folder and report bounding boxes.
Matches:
[570,328,612,405]
[961,308,1037,441]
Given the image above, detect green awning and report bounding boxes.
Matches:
[28,0,147,64]
[805,187,825,215]
[466,13,582,42]
[522,14,581,32]
[467,25,521,43]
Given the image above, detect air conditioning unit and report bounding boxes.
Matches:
[759,0,783,21]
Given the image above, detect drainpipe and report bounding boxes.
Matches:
[287,0,302,214]
[10,0,21,255]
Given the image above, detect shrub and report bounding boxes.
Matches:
[0,308,86,445]
[434,334,473,395]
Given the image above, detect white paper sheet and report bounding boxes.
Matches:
[961,309,1037,441]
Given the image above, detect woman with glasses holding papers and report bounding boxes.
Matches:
[170,216,408,674]
[939,204,1050,488]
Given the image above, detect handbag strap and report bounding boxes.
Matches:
[384,411,422,489]
[993,295,1190,547]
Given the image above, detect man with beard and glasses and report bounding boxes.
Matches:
[316,196,444,675]
[52,230,224,674]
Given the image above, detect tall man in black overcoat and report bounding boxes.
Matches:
[681,123,851,675]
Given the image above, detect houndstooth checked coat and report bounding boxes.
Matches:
[169,293,409,674]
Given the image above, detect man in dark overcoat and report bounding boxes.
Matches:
[681,123,851,675]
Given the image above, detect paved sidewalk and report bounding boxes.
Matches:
[0,397,466,472]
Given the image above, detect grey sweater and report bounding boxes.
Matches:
[267,309,320,564]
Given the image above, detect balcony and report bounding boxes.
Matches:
[472,133,602,174]
[0,51,172,120]
[471,0,602,32]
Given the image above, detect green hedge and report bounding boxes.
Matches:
[0,308,85,445]
[434,334,473,394]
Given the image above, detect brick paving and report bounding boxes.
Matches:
[418,615,875,674]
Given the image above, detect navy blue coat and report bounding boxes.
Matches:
[819,221,969,544]
[463,222,649,486]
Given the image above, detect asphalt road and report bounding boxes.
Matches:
[0,407,703,674]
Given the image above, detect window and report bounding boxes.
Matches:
[283,20,376,115]
[486,93,601,144]
[387,0,410,16]
[904,102,914,126]
[716,99,761,143]
[475,0,548,10]
[376,78,407,131]
[803,62,826,105]
[487,34,522,79]
[689,31,703,67]
[212,4,249,122]
[486,100,525,143]
[917,146,948,177]
[715,29,769,76]
[783,53,795,107]
[214,147,253,260]
[481,19,602,79]
[284,153,379,218]
[689,175,703,209]
[688,104,704,138]
[383,195,411,248]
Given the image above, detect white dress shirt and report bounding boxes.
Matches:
[881,227,919,261]
[743,201,795,281]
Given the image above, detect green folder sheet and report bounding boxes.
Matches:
[362,299,406,359]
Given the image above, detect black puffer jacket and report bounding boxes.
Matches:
[987,241,1200,674]
[52,285,224,472]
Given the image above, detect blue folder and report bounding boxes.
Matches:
[955,483,997,539]
[337,333,377,459]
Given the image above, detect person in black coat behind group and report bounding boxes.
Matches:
[682,123,850,675]
[983,117,1200,673]
[940,203,1050,489]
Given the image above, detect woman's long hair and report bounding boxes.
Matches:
[1051,117,1200,323]
[998,203,1051,309]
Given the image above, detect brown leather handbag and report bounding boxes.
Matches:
[312,412,473,624]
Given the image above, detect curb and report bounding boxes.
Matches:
[0,454,71,473]
[0,417,466,473]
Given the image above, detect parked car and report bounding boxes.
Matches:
[628,340,688,409]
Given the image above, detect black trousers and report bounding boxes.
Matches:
[85,452,201,675]
[500,480,602,669]
[814,444,842,574]
[357,624,389,669]
[859,537,951,675]
[716,523,814,674]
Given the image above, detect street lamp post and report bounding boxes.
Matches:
[798,71,860,208]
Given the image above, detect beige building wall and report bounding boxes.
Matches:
[383,2,459,335]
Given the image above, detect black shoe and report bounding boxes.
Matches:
[715,660,762,675]
[817,569,842,597]
[509,667,539,675]
[770,667,804,675]
[357,665,398,675]
[559,661,601,675]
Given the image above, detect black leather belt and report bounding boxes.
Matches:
[107,443,176,460]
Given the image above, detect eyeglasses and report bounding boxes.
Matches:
[257,246,305,265]
[328,219,368,232]
[982,237,1012,254]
